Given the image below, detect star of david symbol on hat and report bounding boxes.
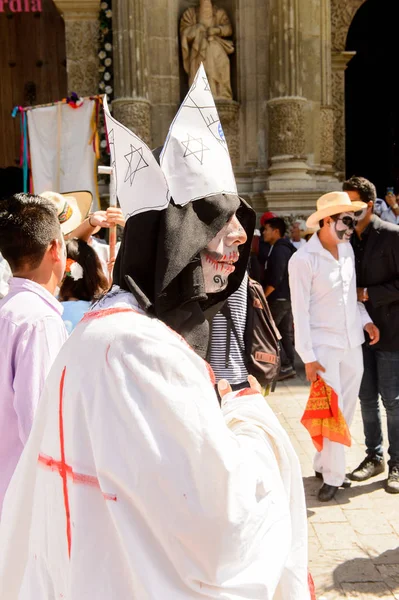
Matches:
[203,77,211,92]
[124,144,149,186]
[108,128,115,147]
[181,134,210,165]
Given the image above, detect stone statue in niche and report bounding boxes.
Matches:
[180,0,234,99]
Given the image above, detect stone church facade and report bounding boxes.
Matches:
[46,1,368,215]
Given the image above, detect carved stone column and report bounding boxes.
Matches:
[216,100,240,167]
[267,0,312,189]
[112,0,151,146]
[54,0,100,96]
[332,51,355,179]
[319,0,335,174]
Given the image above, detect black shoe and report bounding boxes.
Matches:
[277,366,296,381]
[318,483,338,502]
[349,457,385,482]
[315,471,351,488]
[386,465,399,494]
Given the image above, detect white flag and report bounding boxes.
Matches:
[103,96,170,218]
[160,64,237,206]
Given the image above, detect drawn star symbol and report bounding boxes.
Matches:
[107,128,115,147]
[181,134,210,164]
[123,144,149,186]
[203,77,211,92]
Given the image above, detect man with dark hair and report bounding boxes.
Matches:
[345,176,399,493]
[343,175,377,205]
[263,216,296,379]
[0,193,67,514]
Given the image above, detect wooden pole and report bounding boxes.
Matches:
[98,165,117,284]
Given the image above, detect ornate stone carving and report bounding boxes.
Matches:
[267,98,306,158]
[64,19,99,96]
[332,69,345,177]
[331,0,366,51]
[332,51,356,179]
[112,99,152,147]
[180,0,234,99]
[215,99,240,166]
[54,0,100,19]
[320,106,334,167]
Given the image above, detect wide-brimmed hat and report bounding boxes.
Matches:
[40,190,92,235]
[306,192,366,229]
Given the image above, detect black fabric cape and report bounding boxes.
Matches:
[113,194,255,358]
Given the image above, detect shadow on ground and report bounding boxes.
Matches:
[319,548,399,597]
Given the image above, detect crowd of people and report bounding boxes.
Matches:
[0,83,398,597]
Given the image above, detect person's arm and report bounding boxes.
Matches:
[264,244,290,297]
[357,301,380,345]
[367,236,399,306]
[288,255,325,383]
[13,317,67,445]
[384,193,399,219]
[66,211,109,242]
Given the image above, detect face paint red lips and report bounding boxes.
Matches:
[204,251,239,272]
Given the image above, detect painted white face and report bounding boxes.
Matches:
[200,214,247,293]
[330,212,357,243]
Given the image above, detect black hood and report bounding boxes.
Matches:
[113,194,255,358]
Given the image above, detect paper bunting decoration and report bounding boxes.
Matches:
[103,96,170,218]
[160,63,237,206]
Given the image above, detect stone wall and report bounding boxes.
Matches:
[54,0,100,97]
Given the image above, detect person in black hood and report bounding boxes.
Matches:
[113,191,254,358]
[0,69,310,599]
[263,217,297,378]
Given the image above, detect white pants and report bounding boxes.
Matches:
[312,345,363,487]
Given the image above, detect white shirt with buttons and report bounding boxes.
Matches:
[288,233,371,364]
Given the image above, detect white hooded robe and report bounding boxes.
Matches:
[0,292,310,599]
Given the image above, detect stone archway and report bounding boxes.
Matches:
[330,0,366,178]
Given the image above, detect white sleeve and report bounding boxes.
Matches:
[288,254,317,364]
[358,301,372,327]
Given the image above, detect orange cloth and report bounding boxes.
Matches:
[301,376,351,451]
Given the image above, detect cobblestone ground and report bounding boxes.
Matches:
[268,363,399,600]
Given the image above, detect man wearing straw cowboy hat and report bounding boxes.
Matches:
[289,191,380,502]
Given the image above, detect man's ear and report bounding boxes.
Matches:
[49,238,64,262]
[368,201,374,213]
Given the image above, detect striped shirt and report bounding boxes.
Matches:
[209,272,248,384]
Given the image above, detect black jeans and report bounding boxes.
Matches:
[268,300,295,369]
[359,344,399,468]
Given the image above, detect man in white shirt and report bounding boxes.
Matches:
[289,192,380,502]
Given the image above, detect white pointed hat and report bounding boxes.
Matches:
[102,96,170,219]
[160,64,237,206]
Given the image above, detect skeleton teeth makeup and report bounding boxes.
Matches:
[200,215,246,293]
[330,212,357,243]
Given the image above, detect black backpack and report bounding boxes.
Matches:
[219,277,281,390]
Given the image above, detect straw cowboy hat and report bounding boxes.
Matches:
[306,191,367,229]
[40,190,93,236]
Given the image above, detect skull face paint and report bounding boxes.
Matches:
[330,212,357,243]
[200,214,247,293]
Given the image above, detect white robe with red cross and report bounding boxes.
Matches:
[0,290,310,600]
